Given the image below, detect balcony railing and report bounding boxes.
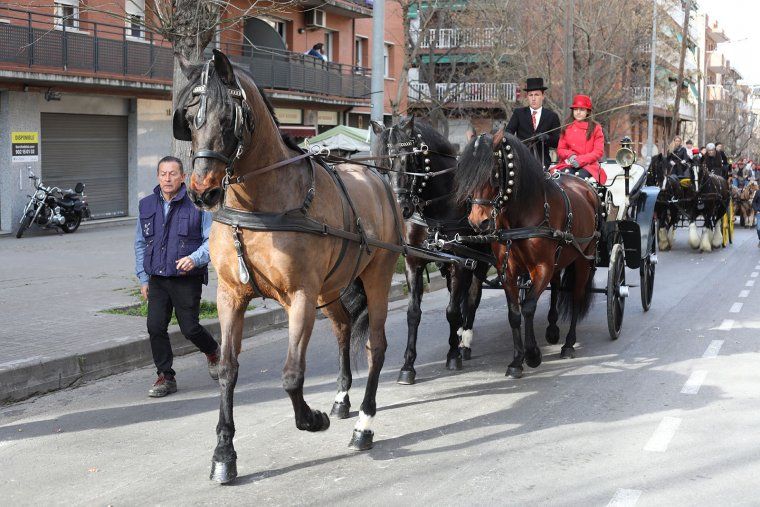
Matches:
[0,8,371,100]
[409,80,516,104]
[707,51,727,73]
[418,27,511,49]
[707,84,725,102]
[630,86,696,119]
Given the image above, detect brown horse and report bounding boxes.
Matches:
[736,181,757,227]
[177,50,402,483]
[455,128,599,378]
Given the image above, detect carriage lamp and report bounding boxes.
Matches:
[615,136,636,168]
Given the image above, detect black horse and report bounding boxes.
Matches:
[371,117,489,384]
[647,154,686,251]
[686,160,730,252]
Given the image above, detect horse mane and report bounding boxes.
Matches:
[177,60,302,153]
[455,131,545,211]
[413,120,456,157]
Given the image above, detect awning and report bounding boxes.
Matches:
[279,125,317,137]
[299,125,371,153]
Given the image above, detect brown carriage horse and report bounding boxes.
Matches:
[455,128,600,378]
[176,50,402,483]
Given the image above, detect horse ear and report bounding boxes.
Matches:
[212,49,235,85]
[493,126,505,147]
[370,120,385,135]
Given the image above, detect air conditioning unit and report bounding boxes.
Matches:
[305,9,326,29]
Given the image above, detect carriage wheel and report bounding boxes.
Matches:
[640,219,656,311]
[607,243,626,340]
[726,201,735,245]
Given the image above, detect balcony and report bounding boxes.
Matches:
[707,51,727,73]
[707,84,725,102]
[299,0,372,18]
[630,86,696,120]
[418,27,511,49]
[409,80,516,105]
[708,24,729,43]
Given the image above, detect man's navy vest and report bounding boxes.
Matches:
[139,184,208,282]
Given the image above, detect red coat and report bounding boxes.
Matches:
[554,121,607,184]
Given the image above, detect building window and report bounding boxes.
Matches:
[384,43,391,78]
[355,37,364,67]
[125,0,145,38]
[324,31,334,62]
[261,17,287,45]
[55,0,79,30]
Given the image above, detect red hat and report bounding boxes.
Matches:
[570,94,593,110]
[692,148,700,154]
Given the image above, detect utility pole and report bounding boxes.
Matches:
[670,0,691,142]
[370,0,386,138]
[563,0,574,112]
[646,0,657,161]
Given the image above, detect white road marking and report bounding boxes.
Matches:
[703,340,724,358]
[607,489,642,507]
[751,272,759,278]
[729,302,743,313]
[717,319,734,331]
[644,416,682,452]
[739,290,750,298]
[681,370,708,395]
[747,280,756,287]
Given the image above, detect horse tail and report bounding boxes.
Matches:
[557,262,594,321]
[341,279,370,357]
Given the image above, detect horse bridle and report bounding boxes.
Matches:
[468,136,517,219]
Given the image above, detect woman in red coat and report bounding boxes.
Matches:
[554,94,607,184]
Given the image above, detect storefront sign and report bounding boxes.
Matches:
[317,111,338,126]
[11,132,39,162]
[274,108,303,124]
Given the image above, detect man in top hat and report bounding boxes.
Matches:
[505,77,561,169]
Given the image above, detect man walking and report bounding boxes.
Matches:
[135,156,220,398]
[505,77,561,169]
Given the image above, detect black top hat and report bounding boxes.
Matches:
[524,77,548,92]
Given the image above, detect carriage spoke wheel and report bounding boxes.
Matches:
[722,199,734,247]
[640,219,656,311]
[607,243,626,340]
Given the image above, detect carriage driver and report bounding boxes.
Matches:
[135,156,221,398]
[505,77,561,169]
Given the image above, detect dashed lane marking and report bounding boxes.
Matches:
[729,302,743,313]
[751,272,759,278]
[644,417,682,452]
[739,290,750,298]
[681,370,708,395]
[747,280,756,287]
[607,489,642,507]
[703,340,724,358]
[717,319,734,331]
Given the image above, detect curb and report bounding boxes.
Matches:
[0,271,447,404]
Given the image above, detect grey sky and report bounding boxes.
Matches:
[697,0,759,84]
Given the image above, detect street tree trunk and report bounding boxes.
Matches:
[670,1,691,142]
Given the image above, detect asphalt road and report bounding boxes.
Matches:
[1,228,759,506]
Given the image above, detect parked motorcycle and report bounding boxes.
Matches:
[16,173,90,238]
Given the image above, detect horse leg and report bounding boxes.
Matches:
[460,275,483,360]
[445,265,470,370]
[283,291,330,432]
[349,256,395,451]
[688,221,700,249]
[523,265,552,369]
[210,287,247,484]
[321,301,353,420]
[398,260,425,385]
[503,262,524,379]
[545,273,561,344]
[561,261,593,359]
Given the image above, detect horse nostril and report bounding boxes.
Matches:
[202,187,223,207]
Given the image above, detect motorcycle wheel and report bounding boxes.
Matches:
[61,214,82,233]
[16,213,33,239]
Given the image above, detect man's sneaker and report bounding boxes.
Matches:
[148,374,177,398]
[206,347,221,381]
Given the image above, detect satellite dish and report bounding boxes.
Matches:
[641,143,659,158]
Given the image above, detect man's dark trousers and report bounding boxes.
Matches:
[147,274,218,376]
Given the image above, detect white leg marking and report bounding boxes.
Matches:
[729,302,743,313]
[607,489,642,507]
[711,226,723,248]
[334,391,348,403]
[681,370,708,395]
[460,329,474,348]
[688,223,700,249]
[456,327,463,337]
[699,229,712,252]
[747,280,755,287]
[703,340,724,358]
[739,290,750,298]
[717,319,734,331]
[644,416,682,452]
[354,411,374,432]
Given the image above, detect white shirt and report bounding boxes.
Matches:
[530,107,542,129]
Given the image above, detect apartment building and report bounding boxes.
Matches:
[0,0,403,232]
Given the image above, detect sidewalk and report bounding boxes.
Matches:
[0,223,444,402]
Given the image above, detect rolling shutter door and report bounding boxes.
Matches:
[41,113,128,219]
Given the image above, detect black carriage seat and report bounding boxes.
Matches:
[599,161,647,221]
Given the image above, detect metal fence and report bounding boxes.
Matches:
[409,80,516,104]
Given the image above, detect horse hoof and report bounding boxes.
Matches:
[545,325,560,345]
[348,429,374,451]
[210,459,238,484]
[506,366,523,379]
[525,347,542,368]
[560,346,576,359]
[461,347,472,360]
[397,369,416,385]
[330,401,350,419]
[298,410,330,432]
[446,356,463,371]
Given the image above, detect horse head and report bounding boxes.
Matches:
[173,50,260,210]
[372,117,418,219]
